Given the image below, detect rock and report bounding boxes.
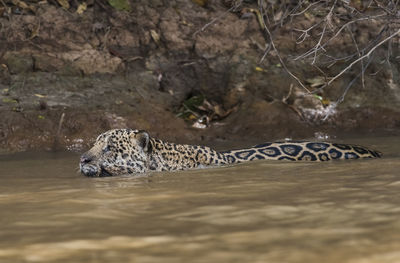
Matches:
[3,53,33,74]
[58,49,124,75]
[33,54,65,72]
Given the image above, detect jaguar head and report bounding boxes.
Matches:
[79,129,151,177]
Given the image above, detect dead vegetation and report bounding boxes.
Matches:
[1,0,400,152]
[210,0,400,121]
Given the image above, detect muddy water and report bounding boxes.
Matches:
[0,137,399,263]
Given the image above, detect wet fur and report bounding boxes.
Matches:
[80,129,381,177]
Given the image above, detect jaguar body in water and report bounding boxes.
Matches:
[80,129,382,177]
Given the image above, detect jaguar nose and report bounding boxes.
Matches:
[80,154,92,164]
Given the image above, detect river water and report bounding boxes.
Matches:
[0,136,399,263]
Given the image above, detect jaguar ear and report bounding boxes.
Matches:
[134,130,150,152]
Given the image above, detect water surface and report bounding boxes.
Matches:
[0,137,399,263]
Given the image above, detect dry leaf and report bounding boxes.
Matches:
[76,2,87,14]
[150,30,160,45]
[255,66,267,72]
[274,10,283,22]
[11,0,29,10]
[306,76,325,88]
[28,22,40,40]
[57,0,70,10]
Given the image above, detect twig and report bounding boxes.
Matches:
[293,21,323,44]
[346,25,365,89]
[336,54,374,104]
[373,0,396,15]
[316,24,388,67]
[290,0,323,17]
[274,0,321,28]
[53,112,65,150]
[0,0,7,12]
[259,45,271,62]
[326,28,400,87]
[294,14,387,61]
[294,0,337,63]
[0,0,11,21]
[312,23,327,64]
[193,4,238,38]
[57,112,65,137]
[258,0,311,93]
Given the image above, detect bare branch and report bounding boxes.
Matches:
[290,1,323,17]
[294,21,323,44]
[326,27,400,87]
[312,23,328,64]
[294,14,387,61]
[258,0,311,93]
[336,54,374,104]
[346,25,365,89]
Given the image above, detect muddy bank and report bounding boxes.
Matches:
[1,1,399,153]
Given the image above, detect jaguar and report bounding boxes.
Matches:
[79,129,382,177]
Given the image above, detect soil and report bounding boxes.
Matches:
[0,0,399,153]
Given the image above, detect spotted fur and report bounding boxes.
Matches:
[79,129,382,177]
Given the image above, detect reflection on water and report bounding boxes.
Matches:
[0,137,400,263]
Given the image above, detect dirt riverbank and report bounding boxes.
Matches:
[1,1,399,152]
